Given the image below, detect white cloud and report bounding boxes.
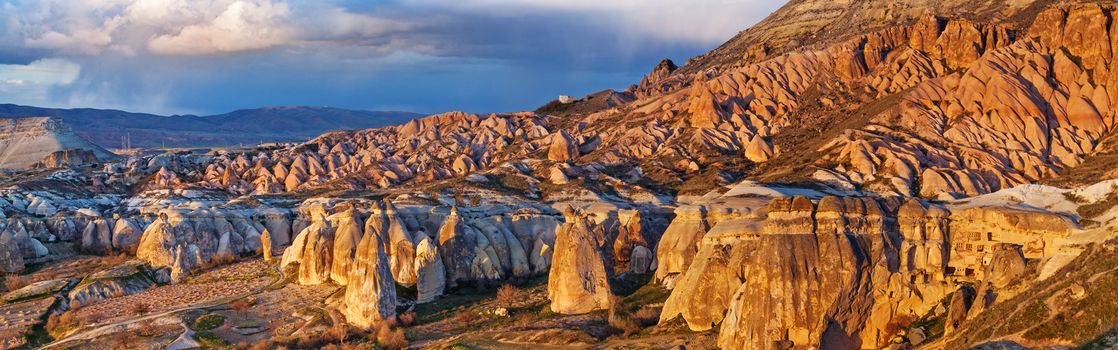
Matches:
[0,59,81,85]
[25,29,115,55]
[146,1,292,55]
[8,0,306,56]
[0,58,82,109]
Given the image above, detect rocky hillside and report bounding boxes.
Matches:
[0,117,118,170]
[0,104,420,149]
[2,1,1118,349]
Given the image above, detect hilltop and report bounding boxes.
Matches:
[0,104,421,150]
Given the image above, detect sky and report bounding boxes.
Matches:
[0,0,782,116]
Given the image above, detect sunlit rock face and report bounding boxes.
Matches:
[282,207,335,286]
[136,208,267,281]
[545,205,667,315]
[330,208,364,286]
[652,194,1077,349]
[547,209,614,314]
[654,205,710,289]
[0,117,118,170]
[342,213,397,329]
[413,236,445,304]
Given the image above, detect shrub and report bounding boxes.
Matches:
[607,296,641,337]
[57,311,76,330]
[191,313,225,331]
[495,284,521,307]
[136,320,160,338]
[194,331,230,347]
[884,314,916,337]
[608,311,641,337]
[633,306,660,327]
[108,330,139,347]
[513,312,535,329]
[397,311,417,326]
[45,313,60,332]
[230,298,254,319]
[454,310,480,324]
[375,323,409,350]
[325,323,350,343]
[129,302,151,315]
[3,275,28,292]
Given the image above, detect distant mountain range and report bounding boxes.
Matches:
[0,104,422,149]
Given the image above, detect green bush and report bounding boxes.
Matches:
[191,313,225,331]
[193,331,230,347]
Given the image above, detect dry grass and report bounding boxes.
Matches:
[193,252,238,274]
[453,310,481,324]
[230,298,254,319]
[295,334,327,349]
[325,323,350,343]
[48,304,82,335]
[1078,189,1118,219]
[495,284,521,307]
[512,312,535,329]
[100,254,131,267]
[375,323,409,350]
[136,319,160,338]
[607,297,641,337]
[633,306,660,327]
[2,275,29,292]
[45,313,60,332]
[240,339,274,350]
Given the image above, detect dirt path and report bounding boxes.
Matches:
[164,324,200,350]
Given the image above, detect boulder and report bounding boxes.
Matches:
[342,214,398,328]
[260,228,274,262]
[260,209,292,248]
[547,211,612,314]
[655,205,709,287]
[331,209,363,285]
[81,218,113,254]
[945,285,976,333]
[547,130,580,162]
[68,261,156,306]
[0,229,25,273]
[630,246,653,274]
[744,135,775,162]
[111,217,143,254]
[414,237,446,303]
[378,203,419,286]
[281,213,334,285]
[437,207,477,286]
